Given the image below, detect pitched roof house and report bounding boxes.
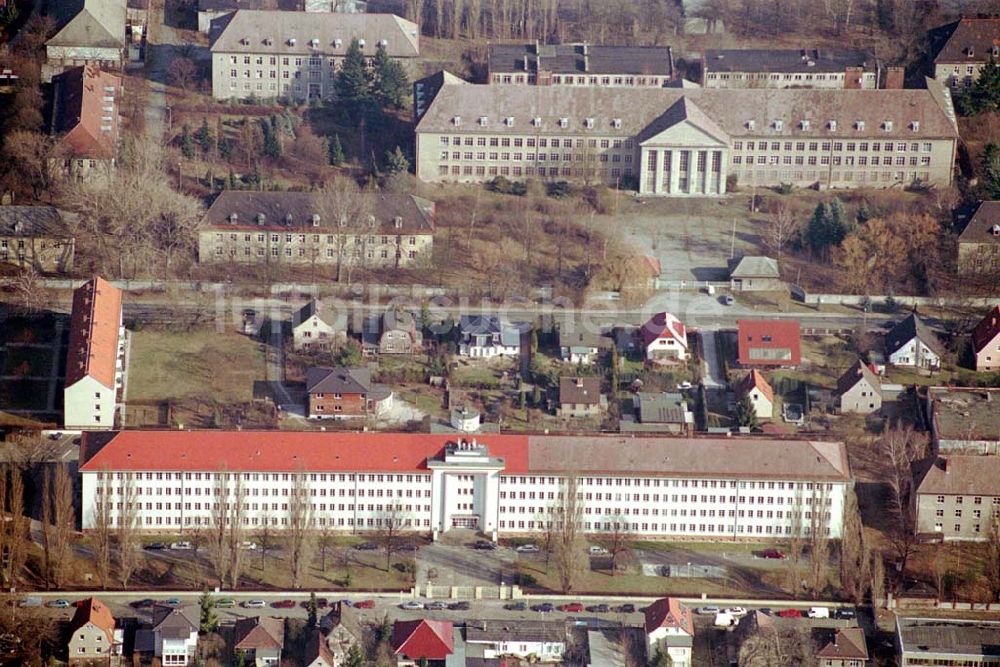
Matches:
[737,320,801,367]
[914,455,1000,540]
[49,65,122,180]
[958,201,1000,276]
[465,619,566,661]
[304,629,336,667]
[885,313,943,370]
[558,376,604,418]
[292,300,343,350]
[45,0,126,66]
[68,597,121,662]
[814,627,869,666]
[458,315,522,358]
[558,326,609,365]
[64,277,124,430]
[0,205,76,273]
[929,18,1000,88]
[305,366,392,419]
[624,392,694,434]
[728,256,781,291]
[487,42,675,86]
[370,310,422,355]
[836,359,882,415]
[643,598,694,666]
[151,606,199,665]
[641,312,688,362]
[233,616,285,667]
[392,619,454,664]
[703,48,877,89]
[971,306,1000,371]
[735,370,774,420]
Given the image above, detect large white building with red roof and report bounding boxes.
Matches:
[79,431,850,542]
[64,277,125,430]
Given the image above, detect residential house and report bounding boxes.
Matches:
[464,619,565,660]
[622,392,694,434]
[49,65,122,180]
[929,18,1000,89]
[558,326,608,365]
[64,276,125,430]
[304,629,336,667]
[957,201,1000,276]
[392,619,454,665]
[151,605,199,666]
[885,313,943,371]
[558,376,604,418]
[292,299,342,350]
[45,0,126,68]
[305,366,392,419]
[728,255,781,291]
[971,306,1000,371]
[368,310,422,355]
[78,431,853,541]
[487,42,676,87]
[643,597,694,667]
[735,369,774,421]
[914,455,1000,540]
[414,79,958,194]
[896,617,1000,666]
[209,10,419,101]
[814,627,869,667]
[67,597,121,663]
[198,191,435,269]
[702,48,878,89]
[0,205,75,272]
[737,319,801,368]
[641,312,688,362]
[233,616,284,667]
[458,315,521,358]
[925,387,1000,455]
[835,359,882,415]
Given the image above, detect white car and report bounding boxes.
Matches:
[677,381,693,390]
[516,544,540,553]
[588,546,609,556]
[239,541,258,550]
[399,601,425,610]
[243,600,266,609]
[169,541,192,550]
[723,607,748,617]
[808,607,830,619]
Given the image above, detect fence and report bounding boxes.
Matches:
[791,284,998,308]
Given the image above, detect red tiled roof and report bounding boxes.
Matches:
[815,627,868,660]
[69,597,116,643]
[65,276,122,389]
[52,65,121,160]
[737,320,801,367]
[972,306,1000,354]
[392,620,454,660]
[234,616,284,651]
[735,369,774,403]
[305,629,336,666]
[640,312,687,348]
[643,597,693,636]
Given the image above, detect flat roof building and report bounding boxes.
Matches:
[703,48,877,89]
[925,387,1000,455]
[896,617,1000,666]
[487,42,675,87]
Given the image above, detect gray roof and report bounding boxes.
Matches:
[959,201,1000,245]
[415,79,960,140]
[306,366,372,394]
[915,455,1000,496]
[704,48,875,74]
[151,606,198,639]
[209,10,418,56]
[929,387,1000,442]
[885,313,944,357]
[46,0,125,48]
[488,42,673,78]
[558,326,608,351]
[465,620,565,644]
[835,359,881,398]
[459,315,522,347]
[0,206,73,237]
[729,256,779,279]
[198,0,297,13]
[635,392,689,424]
[930,18,1000,64]
[897,617,1000,657]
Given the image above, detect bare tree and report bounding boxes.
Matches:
[766,198,798,262]
[116,475,141,589]
[314,177,373,284]
[208,470,231,587]
[786,493,807,597]
[594,515,633,576]
[288,473,314,588]
[838,488,869,605]
[227,474,247,589]
[552,475,586,593]
[39,467,73,588]
[92,471,115,590]
[881,423,928,589]
[0,465,28,587]
[738,625,815,667]
[985,513,1000,602]
[373,502,410,573]
[255,508,277,571]
[870,550,886,608]
[316,515,337,572]
[808,483,831,597]
[167,57,198,90]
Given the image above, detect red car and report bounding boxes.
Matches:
[761,549,787,559]
[271,599,296,609]
[353,599,375,609]
[558,602,584,612]
[776,609,802,618]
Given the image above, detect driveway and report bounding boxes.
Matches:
[699,330,726,390]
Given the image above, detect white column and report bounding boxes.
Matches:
[653,148,664,194]
[700,150,709,194]
[430,469,444,540]
[483,470,501,540]
[669,150,680,194]
[718,150,728,194]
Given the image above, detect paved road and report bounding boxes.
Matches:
[698,330,726,390]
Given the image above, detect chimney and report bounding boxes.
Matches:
[843,66,863,90]
[883,66,904,89]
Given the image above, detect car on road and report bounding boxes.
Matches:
[238,541,258,550]
[677,381,693,390]
[696,606,721,615]
[399,601,425,610]
[144,542,167,551]
[616,604,636,613]
[758,608,772,616]
[169,541,192,550]
[243,600,266,609]
[425,601,447,611]
[353,599,375,609]
[807,607,830,619]
[473,540,498,550]
[46,599,71,609]
[776,609,802,618]
[300,598,329,609]
[448,601,470,611]
[504,602,527,611]
[834,608,856,620]
[354,542,378,551]
[163,598,181,607]
[216,598,235,608]
[271,600,296,609]
[759,549,787,559]
[532,603,555,613]
[558,602,584,612]
[587,546,609,555]
[723,607,748,617]
[515,544,540,553]
[721,295,735,306]
[398,543,420,552]
[586,604,610,613]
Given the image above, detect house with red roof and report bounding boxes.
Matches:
[63,277,125,430]
[643,597,694,666]
[641,312,688,362]
[735,369,773,420]
[814,626,869,666]
[392,619,454,665]
[68,597,121,663]
[737,319,801,368]
[49,65,122,181]
[233,616,284,667]
[972,306,1000,371]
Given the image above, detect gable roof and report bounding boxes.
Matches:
[65,276,123,389]
[737,319,801,366]
[635,392,689,424]
[930,18,1000,63]
[815,627,868,660]
[704,47,875,74]
[51,65,121,160]
[465,620,565,643]
[960,201,1000,245]
[643,597,694,636]
[69,597,116,643]
[0,206,74,237]
[488,42,673,77]
[46,0,126,48]
[915,455,1000,496]
[885,313,944,357]
[209,10,418,56]
[152,606,199,638]
[735,369,774,403]
[729,255,780,279]
[234,616,285,651]
[636,96,730,145]
[305,366,372,394]
[392,620,454,660]
[640,312,687,348]
[558,326,608,351]
[836,359,881,397]
[305,628,336,666]
[559,376,601,406]
[459,315,522,347]
[972,306,1000,354]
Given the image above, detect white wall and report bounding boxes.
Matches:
[65,375,116,430]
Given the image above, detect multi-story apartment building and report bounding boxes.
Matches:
[79,431,851,542]
[0,205,76,273]
[914,455,1000,541]
[925,387,1000,455]
[929,18,1000,90]
[209,10,418,101]
[487,42,675,87]
[702,48,877,89]
[197,191,435,269]
[45,0,126,69]
[49,65,122,181]
[414,78,958,195]
[957,200,1000,276]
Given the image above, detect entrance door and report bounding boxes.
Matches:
[451,516,479,529]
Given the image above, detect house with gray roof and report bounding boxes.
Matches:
[621,392,694,434]
[464,619,565,661]
[957,200,1000,276]
[703,48,877,89]
[728,255,781,291]
[487,42,676,88]
[925,387,1000,455]
[45,0,126,68]
[558,326,609,365]
[929,18,1000,90]
[0,206,75,273]
[884,313,943,371]
[209,10,418,101]
[292,299,344,350]
[835,359,882,415]
[458,316,522,358]
[150,606,199,665]
[305,366,391,419]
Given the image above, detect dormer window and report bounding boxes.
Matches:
[612,118,622,129]
[367,215,376,228]
[256,213,266,225]
[358,39,366,48]
[240,37,249,45]
[311,214,321,227]
[285,213,293,224]
[855,120,865,131]
[532,117,542,127]
[334,38,343,47]
[288,37,296,46]
[773,119,783,130]
[263,37,272,45]
[910,120,920,132]
[968,46,975,58]
[504,116,514,127]
[452,115,462,126]
[559,117,569,128]
[379,39,388,47]
[747,120,756,130]
[394,216,403,229]
[229,213,238,224]
[478,116,488,126]
[828,120,837,131]
[883,120,894,132]
[991,224,1000,237]
[310,38,319,47]
[584,117,594,129]
[800,120,810,131]
[338,215,348,228]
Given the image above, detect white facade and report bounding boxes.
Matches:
[156,632,197,666]
[469,637,564,661]
[293,314,338,350]
[888,338,941,370]
[647,627,691,667]
[646,335,688,362]
[744,386,773,420]
[65,374,119,430]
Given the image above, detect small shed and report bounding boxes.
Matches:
[729,256,781,291]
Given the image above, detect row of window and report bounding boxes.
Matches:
[99,486,432,498]
[934,507,999,518]
[734,170,930,183]
[228,54,370,68]
[213,246,418,260]
[734,140,933,152]
[439,135,634,149]
[934,495,1000,504]
[442,151,633,163]
[734,155,931,167]
[438,165,633,179]
[496,520,832,535]
[501,505,832,520]
[707,71,856,81]
[97,471,433,482]
[214,233,419,244]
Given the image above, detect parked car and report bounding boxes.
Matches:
[586,604,610,613]
[17,597,42,608]
[776,609,802,618]
[46,599,71,609]
[587,546,609,555]
[238,541,258,550]
[559,602,584,612]
[162,598,181,607]
[758,608,773,616]
[144,542,167,551]
[504,602,527,611]
[723,607,748,617]
[532,603,555,613]
[834,608,857,620]
[760,549,787,559]
[696,606,721,615]
[169,541,192,550]
[399,601,425,610]
[515,544,540,553]
[216,598,235,608]
[243,600,266,609]
[316,598,329,609]
[448,602,471,611]
[616,603,636,614]
[677,381,693,390]
[425,601,447,611]
[473,540,497,550]
[353,599,375,609]
[398,543,420,552]
[271,600,296,609]
[354,542,378,551]
[807,607,830,619]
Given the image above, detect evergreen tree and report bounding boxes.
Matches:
[180,124,195,159]
[735,394,759,429]
[335,38,373,113]
[195,118,214,155]
[228,167,237,189]
[372,42,409,110]
[198,588,218,633]
[805,198,848,257]
[959,56,1000,115]
[343,644,364,667]
[261,116,282,158]
[982,142,1000,199]
[609,345,620,400]
[328,133,345,166]
[382,146,410,175]
[307,592,318,629]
